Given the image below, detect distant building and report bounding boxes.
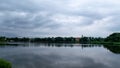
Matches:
[75,37,80,43]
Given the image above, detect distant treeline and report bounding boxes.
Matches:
[0,33,120,43]
[0,37,104,43]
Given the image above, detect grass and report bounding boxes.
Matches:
[0,59,12,68]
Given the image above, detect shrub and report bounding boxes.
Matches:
[0,59,12,68]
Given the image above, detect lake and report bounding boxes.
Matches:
[0,43,120,68]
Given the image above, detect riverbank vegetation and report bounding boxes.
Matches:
[0,33,120,45]
[0,59,12,68]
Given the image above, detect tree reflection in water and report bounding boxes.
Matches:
[1,42,120,54]
[41,43,120,54]
[103,45,120,54]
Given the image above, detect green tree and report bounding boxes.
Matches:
[0,37,6,43]
[105,33,120,42]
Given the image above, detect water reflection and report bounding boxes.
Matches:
[0,43,120,68]
[1,43,120,54]
[30,43,103,48]
[0,43,102,47]
[103,45,120,54]
[33,43,120,54]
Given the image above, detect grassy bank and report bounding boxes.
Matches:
[0,59,12,68]
[0,43,19,46]
[0,42,22,46]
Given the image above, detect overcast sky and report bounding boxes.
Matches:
[0,0,120,37]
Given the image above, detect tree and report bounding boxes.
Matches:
[0,37,6,43]
[105,33,120,42]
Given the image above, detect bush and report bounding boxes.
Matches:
[0,59,12,68]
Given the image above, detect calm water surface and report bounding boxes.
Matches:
[0,43,120,68]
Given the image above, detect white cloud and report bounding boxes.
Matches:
[51,14,92,26]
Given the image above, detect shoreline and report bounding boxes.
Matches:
[0,42,120,46]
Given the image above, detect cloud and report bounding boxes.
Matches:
[0,11,61,37]
[0,0,120,37]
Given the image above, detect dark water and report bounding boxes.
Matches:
[0,43,120,68]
